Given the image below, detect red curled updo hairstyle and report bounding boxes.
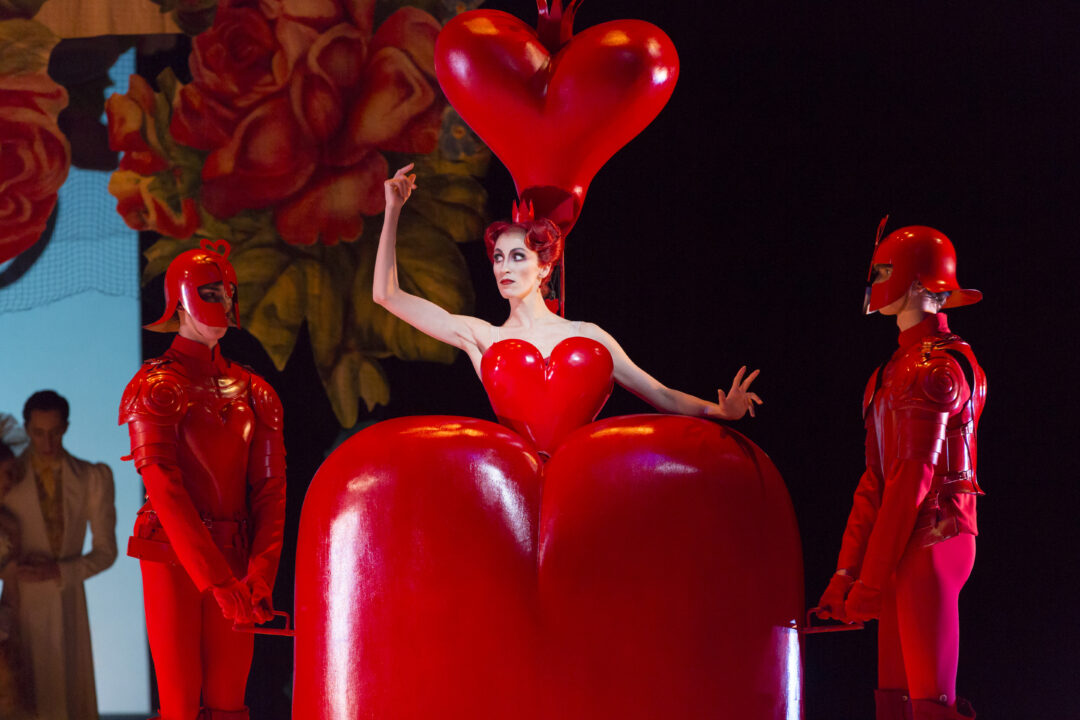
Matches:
[483,218,564,294]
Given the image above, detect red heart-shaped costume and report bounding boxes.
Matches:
[435,7,679,229]
[481,337,614,455]
[294,363,803,719]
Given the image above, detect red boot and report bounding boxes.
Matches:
[911,697,976,719]
[875,688,913,720]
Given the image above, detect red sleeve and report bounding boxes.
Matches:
[140,462,236,590]
[835,418,884,575]
[245,375,287,590]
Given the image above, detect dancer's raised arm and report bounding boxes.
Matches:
[372,164,490,359]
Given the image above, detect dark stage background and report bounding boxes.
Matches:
[131,2,1079,717]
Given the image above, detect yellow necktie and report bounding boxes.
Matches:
[32,458,64,558]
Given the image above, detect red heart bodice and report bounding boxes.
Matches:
[435,11,679,228]
[481,337,614,455]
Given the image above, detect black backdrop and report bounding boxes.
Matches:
[135,2,1080,717]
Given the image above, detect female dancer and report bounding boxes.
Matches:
[373,164,762,428]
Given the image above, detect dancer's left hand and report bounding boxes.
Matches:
[716,366,763,419]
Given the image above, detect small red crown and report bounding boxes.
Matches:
[536,0,584,53]
[512,199,535,223]
[201,238,232,258]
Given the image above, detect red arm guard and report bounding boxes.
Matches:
[244,375,287,592]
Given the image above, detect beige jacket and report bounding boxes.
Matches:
[1,451,117,720]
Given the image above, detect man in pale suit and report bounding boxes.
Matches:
[1,390,117,720]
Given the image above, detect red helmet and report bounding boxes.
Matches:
[863,222,982,314]
[145,239,240,332]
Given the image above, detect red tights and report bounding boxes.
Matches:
[877,534,975,703]
[141,561,254,720]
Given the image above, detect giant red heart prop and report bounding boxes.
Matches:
[293,415,803,719]
[481,337,614,455]
[435,8,679,230]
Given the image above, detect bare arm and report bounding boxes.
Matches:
[583,323,762,420]
[372,164,489,354]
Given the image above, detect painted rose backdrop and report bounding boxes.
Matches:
[107,0,491,427]
[0,16,70,264]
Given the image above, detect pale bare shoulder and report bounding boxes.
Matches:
[454,314,495,353]
[575,321,615,345]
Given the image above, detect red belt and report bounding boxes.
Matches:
[127,510,249,570]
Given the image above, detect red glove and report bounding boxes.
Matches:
[816,572,855,622]
[243,573,274,624]
[211,578,255,623]
[843,580,882,622]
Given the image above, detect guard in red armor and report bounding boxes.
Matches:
[119,240,286,720]
[817,225,986,720]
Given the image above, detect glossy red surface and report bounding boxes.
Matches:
[146,238,240,331]
[481,337,614,456]
[294,414,803,719]
[434,10,679,231]
[865,226,981,313]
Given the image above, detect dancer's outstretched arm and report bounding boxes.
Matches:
[582,323,762,420]
[373,164,490,357]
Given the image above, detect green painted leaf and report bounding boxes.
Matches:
[142,237,194,284]
[356,355,390,411]
[350,216,474,365]
[0,19,57,74]
[403,173,487,245]
[244,255,340,371]
[324,351,390,428]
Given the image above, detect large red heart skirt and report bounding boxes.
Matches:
[293,415,803,719]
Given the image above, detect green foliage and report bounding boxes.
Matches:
[0,18,57,74]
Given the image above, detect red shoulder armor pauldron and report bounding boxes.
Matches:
[249,374,284,431]
[119,360,186,470]
[894,340,968,415]
[120,360,187,425]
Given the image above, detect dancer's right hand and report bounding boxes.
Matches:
[384,163,417,212]
[243,573,275,624]
[816,571,855,622]
[211,577,255,623]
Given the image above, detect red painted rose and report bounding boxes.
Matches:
[162,0,444,245]
[108,171,200,240]
[0,72,70,264]
[273,152,387,245]
[200,96,318,218]
[170,7,303,151]
[105,73,168,175]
